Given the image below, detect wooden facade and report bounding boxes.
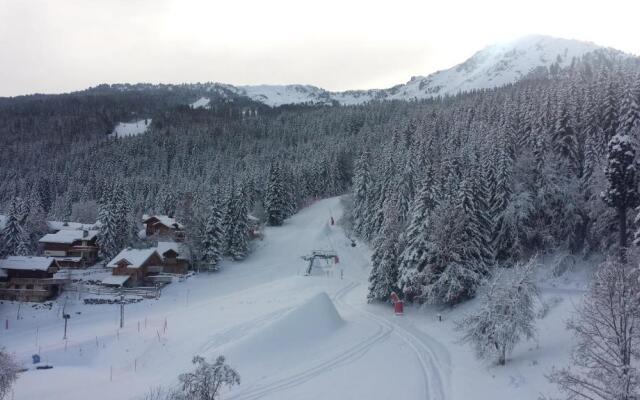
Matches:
[0,258,64,302]
[143,216,185,241]
[110,250,164,287]
[40,230,99,268]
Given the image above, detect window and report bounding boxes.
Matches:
[26,284,34,290]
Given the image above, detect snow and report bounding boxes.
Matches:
[156,241,189,260]
[110,119,151,138]
[100,275,131,287]
[106,248,159,269]
[1,197,589,400]
[143,214,184,229]
[39,230,98,244]
[211,35,611,107]
[0,256,57,271]
[190,97,211,109]
[47,221,97,232]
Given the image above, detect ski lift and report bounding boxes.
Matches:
[301,250,338,276]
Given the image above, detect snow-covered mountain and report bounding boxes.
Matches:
[201,35,621,107]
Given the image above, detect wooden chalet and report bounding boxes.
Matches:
[107,248,164,287]
[142,215,185,241]
[156,241,190,274]
[39,229,99,268]
[0,256,66,302]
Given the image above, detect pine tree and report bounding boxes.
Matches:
[264,162,287,226]
[367,208,401,302]
[97,195,119,261]
[352,152,371,238]
[224,186,249,261]
[604,133,639,262]
[1,198,30,257]
[201,203,224,271]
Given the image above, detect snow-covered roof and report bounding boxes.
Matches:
[107,248,160,269]
[0,256,58,271]
[47,220,97,232]
[39,230,98,244]
[156,241,190,260]
[142,214,184,229]
[100,275,131,287]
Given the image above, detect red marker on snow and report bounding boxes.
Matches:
[390,292,404,316]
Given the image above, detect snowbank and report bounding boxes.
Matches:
[225,292,344,365]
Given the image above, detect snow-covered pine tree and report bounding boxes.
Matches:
[201,202,224,271]
[399,182,486,305]
[352,152,371,238]
[264,162,287,226]
[367,207,401,302]
[603,133,639,262]
[225,186,249,261]
[458,259,539,365]
[97,194,119,261]
[1,197,30,257]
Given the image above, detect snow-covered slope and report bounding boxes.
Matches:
[190,97,211,109]
[110,119,151,138]
[3,197,591,400]
[207,35,620,106]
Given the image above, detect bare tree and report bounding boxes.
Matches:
[548,258,640,400]
[178,356,240,400]
[0,348,19,400]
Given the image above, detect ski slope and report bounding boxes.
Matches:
[2,197,582,399]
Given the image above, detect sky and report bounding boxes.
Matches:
[1,0,640,97]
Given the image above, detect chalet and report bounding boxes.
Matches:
[0,256,65,302]
[142,215,185,241]
[106,248,164,287]
[156,241,190,274]
[39,229,99,268]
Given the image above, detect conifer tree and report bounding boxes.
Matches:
[97,194,119,261]
[1,198,30,257]
[603,133,639,262]
[367,208,401,302]
[352,152,371,238]
[264,162,287,226]
[201,202,224,271]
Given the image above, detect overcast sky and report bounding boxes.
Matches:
[1,0,639,97]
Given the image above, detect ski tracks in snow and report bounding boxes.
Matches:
[227,281,450,400]
[227,282,392,400]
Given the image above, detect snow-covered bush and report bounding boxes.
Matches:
[457,259,539,365]
[548,258,640,400]
[0,348,19,400]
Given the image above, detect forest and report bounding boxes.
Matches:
[0,49,639,305]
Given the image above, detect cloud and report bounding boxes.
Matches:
[0,0,638,96]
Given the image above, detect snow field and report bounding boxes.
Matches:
[2,197,588,400]
[110,119,151,138]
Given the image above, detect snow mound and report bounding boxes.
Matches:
[110,119,151,138]
[225,292,344,363]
